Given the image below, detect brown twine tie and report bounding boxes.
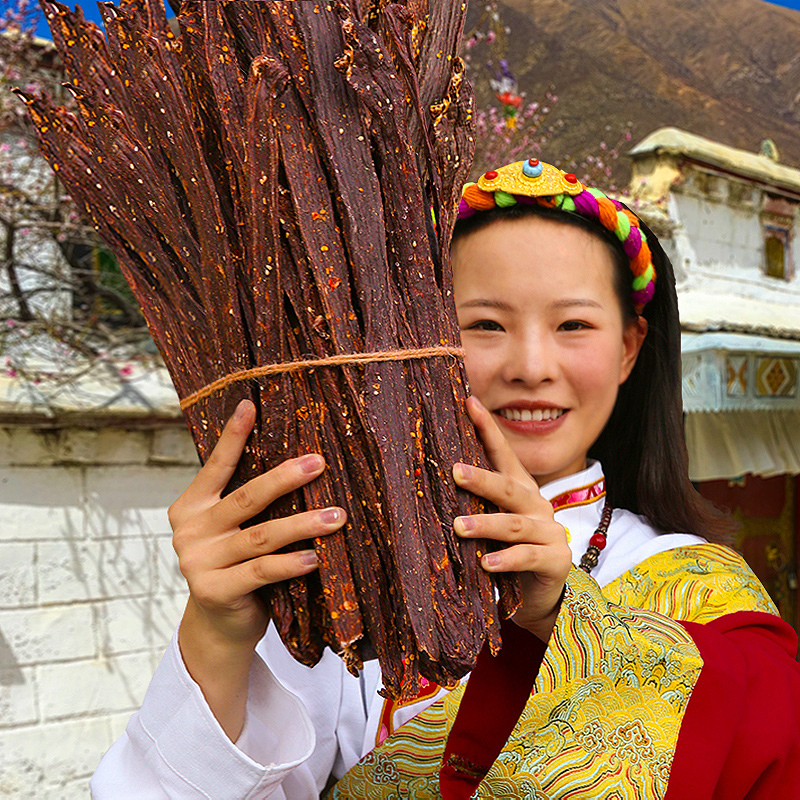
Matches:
[179,345,466,410]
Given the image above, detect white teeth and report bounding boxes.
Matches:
[499,408,564,422]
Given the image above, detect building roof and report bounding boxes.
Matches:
[679,290,800,340]
[629,127,800,196]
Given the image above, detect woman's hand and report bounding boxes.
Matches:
[453,396,572,642]
[170,398,346,739]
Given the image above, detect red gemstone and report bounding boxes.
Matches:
[484,170,499,180]
[564,173,578,184]
[590,532,607,550]
[528,158,539,167]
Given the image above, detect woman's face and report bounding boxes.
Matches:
[452,215,647,486]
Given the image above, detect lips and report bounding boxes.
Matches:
[497,407,565,422]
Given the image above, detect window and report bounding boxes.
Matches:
[761,195,796,282]
[761,219,793,281]
[765,231,786,279]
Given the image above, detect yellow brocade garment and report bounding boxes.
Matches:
[331,544,777,799]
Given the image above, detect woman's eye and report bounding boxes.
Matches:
[559,320,590,332]
[468,319,504,332]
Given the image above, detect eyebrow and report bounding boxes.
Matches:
[550,298,603,310]
[458,298,603,311]
[457,299,515,311]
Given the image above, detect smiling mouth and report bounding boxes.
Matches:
[498,408,566,422]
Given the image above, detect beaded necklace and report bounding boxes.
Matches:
[547,476,612,575]
[578,502,613,573]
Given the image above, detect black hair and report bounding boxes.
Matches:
[452,202,734,543]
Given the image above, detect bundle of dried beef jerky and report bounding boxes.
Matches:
[22,0,519,698]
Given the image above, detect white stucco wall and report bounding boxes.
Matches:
[0,422,197,799]
[670,189,800,306]
[636,158,800,337]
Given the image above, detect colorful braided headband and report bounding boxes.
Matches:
[457,160,656,313]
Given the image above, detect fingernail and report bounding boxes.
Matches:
[300,550,318,567]
[299,454,324,473]
[319,507,341,524]
[470,396,486,412]
[483,553,500,568]
[233,399,251,420]
[453,463,472,482]
[454,516,474,534]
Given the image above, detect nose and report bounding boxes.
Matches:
[501,328,557,387]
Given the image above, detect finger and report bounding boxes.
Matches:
[207,453,326,531]
[210,550,322,602]
[466,396,535,484]
[226,506,346,564]
[183,400,257,505]
[453,461,549,516]
[454,512,555,545]
[479,542,557,574]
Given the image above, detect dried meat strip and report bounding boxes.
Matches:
[22,0,519,699]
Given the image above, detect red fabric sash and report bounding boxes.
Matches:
[439,619,547,799]
[438,479,602,797]
[440,606,800,797]
[666,611,800,799]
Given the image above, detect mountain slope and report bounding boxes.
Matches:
[468,0,800,182]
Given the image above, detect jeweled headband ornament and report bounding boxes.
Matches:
[457,160,657,313]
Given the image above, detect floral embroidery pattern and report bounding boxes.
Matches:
[332,544,777,799]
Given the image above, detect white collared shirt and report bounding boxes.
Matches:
[90,462,703,799]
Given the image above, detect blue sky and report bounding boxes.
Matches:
[33,1,171,38]
[765,0,800,10]
[32,0,800,39]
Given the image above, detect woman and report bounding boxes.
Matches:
[91,161,800,799]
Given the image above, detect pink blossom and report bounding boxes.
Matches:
[119,365,134,377]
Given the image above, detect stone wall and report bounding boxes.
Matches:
[0,421,198,799]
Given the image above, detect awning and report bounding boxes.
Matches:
[682,332,800,414]
[681,331,800,480]
[686,410,800,481]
